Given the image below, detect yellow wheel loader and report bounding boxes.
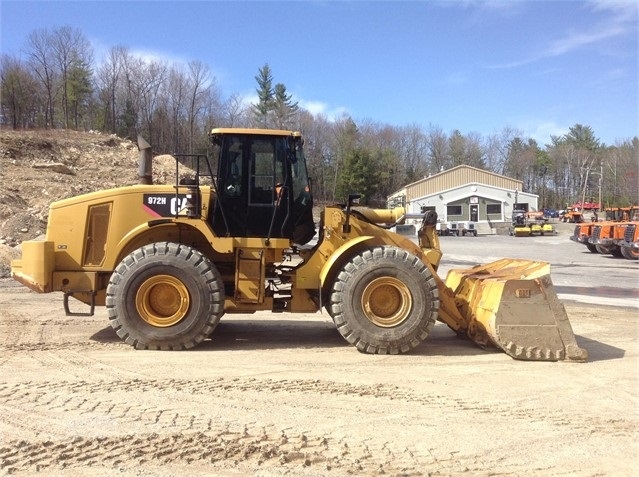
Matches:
[11,128,587,361]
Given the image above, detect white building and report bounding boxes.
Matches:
[388,165,539,228]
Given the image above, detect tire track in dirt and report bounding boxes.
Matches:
[0,316,118,361]
[0,376,634,439]
[0,427,451,476]
[0,342,122,352]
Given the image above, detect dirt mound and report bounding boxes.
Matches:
[0,129,180,277]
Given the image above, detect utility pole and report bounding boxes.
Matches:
[598,162,603,213]
[580,166,590,214]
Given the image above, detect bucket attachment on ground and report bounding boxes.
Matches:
[444,259,588,362]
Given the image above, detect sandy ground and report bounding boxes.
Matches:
[1,227,638,476]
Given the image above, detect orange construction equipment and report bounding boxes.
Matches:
[589,222,633,257]
[570,222,598,253]
[618,222,639,260]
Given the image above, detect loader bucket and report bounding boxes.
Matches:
[444,259,588,362]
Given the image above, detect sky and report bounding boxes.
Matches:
[0,0,637,145]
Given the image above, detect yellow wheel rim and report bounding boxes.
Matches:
[361,277,412,327]
[136,275,190,327]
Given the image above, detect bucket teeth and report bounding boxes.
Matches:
[503,342,564,361]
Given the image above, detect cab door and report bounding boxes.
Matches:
[245,137,286,238]
[213,134,285,238]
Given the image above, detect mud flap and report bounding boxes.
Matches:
[444,259,588,362]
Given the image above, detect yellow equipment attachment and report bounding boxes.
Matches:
[444,259,588,361]
[513,226,531,237]
[541,223,555,235]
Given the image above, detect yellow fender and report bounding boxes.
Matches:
[112,219,229,269]
[319,236,375,287]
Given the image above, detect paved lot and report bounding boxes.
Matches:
[432,223,638,309]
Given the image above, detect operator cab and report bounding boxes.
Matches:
[512,209,527,226]
[209,128,315,244]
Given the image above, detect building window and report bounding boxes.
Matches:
[486,204,501,214]
[447,205,462,216]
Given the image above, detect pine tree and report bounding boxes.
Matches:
[252,63,274,127]
[273,83,298,129]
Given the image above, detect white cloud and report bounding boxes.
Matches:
[546,22,626,57]
[238,91,258,108]
[521,120,570,144]
[229,90,349,122]
[298,99,349,120]
[128,47,189,66]
[490,0,636,69]
[89,39,187,68]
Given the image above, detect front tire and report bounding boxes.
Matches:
[610,245,623,258]
[596,244,612,255]
[106,242,225,350]
[621,246,639,260]
[329,247,439,355]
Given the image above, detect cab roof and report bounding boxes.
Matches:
[210,127,302,138]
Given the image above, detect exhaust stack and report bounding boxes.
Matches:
[137,135,152,185]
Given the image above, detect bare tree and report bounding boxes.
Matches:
[50,26,93,129]
[297,110,335,203]
[27,28,57,127]
[397,124,429,184]
[95,45,128,133]
[425,125,448,174]
[165,65,188,151]
[603,138,638,206]
[484,126,522,175]
[1,54,39,128]
[186,60,213,153]
[222,93,250,127]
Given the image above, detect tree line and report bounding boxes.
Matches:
[1,25,637,209]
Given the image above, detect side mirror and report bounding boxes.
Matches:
[343,194,362,234]
[348,194,362,206]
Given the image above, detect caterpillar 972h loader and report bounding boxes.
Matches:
[11,128,587,361]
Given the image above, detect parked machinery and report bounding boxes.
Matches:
[571,206,639,254]
[510,210,555,237]
[570,222,598,253]
[440,221,477,237]
[589,222,626,257]
[459,221,478,237]
[618,222,639,260]
[11,128,587,361]
[560,207,584,223]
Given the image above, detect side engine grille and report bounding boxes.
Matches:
[591,226,601,242]
[624,224,636,243]
[83,203,112,266]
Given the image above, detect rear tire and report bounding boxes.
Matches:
[106,242,225,350]
[621,246,639,260]
[329,246,439,355]
[595,244,612,255]
[586,243,598,253]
